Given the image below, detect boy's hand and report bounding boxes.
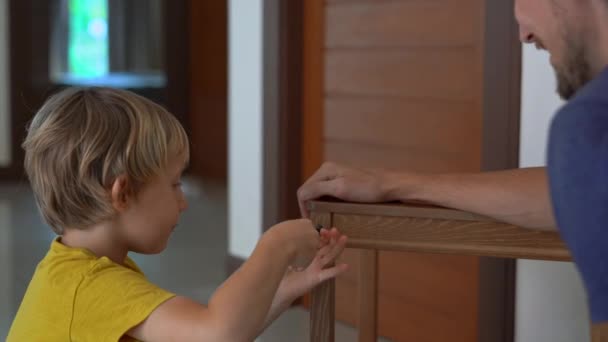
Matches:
[282,227,348,299]
[268,218,323,269]
[261,227,348,329]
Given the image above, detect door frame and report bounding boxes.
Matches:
[262,0,304,229]
[478,1,521,341]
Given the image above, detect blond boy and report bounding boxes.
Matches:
[7,87,348,341]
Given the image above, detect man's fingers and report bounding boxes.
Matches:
[308,162,340,184]
[297,181,328,217]
[297,166,333,217]
[297,162,343,217]
[298,198,310,218]
[298,178,345,217]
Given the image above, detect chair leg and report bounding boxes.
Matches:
[311,212,335,342]
[311,277,335,342]
[359,249,378,342]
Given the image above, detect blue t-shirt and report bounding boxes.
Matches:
[548,67,608,323]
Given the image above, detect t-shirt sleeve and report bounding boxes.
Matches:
[548,101,608,323]
[70,259,175,341]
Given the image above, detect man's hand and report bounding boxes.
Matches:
[297,162,396,217]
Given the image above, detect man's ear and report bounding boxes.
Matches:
[110,175,131,211]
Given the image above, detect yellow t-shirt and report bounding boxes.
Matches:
[7,238,175,342]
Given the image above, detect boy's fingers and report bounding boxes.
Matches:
[319,236,329,247]
[315,233,348,266]
[319,236,347,267]
[318,229,331,247]
[317,234,344,255]
[330,228,338,240]
[316,244,333,260]
[317,263,349,283]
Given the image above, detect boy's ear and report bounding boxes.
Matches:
[110,175,130,211]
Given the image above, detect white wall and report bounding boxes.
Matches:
[228,0,264,259]
[516,44,589,342]
[0,0,10,167]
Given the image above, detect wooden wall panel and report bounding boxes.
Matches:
[325,141,480,173]
[326,1,476,48]
[377,252,478,341]
[325,49,479,101]
[324,98,481,162]
[335,248,479,341]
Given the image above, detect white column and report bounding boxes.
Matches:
[228,0,264,258]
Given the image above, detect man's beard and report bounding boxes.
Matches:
[554,35,593,100]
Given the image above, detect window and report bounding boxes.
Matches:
[51,0,165,88]
[68,0,109,78]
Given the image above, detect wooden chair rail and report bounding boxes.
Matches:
[307,200,588,342]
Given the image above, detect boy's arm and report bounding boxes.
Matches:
[127,219,319,342]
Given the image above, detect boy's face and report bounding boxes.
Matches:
[119,153,189,254]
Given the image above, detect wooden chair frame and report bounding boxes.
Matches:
[308,200,604,342]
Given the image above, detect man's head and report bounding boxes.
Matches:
[23,87,190,239]
[515,0,608,99]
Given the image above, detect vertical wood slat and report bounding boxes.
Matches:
[358,249,378,341]
[311,212,335,342]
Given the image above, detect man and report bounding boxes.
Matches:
[298,0,608,331]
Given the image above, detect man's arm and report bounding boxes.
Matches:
[298,163,556,230]
[394,167,556,229]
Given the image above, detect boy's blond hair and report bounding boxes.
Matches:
[23,87,189,234]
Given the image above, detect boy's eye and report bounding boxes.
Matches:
[173,182,182,188]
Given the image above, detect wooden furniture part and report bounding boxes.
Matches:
[307,200,602,342]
